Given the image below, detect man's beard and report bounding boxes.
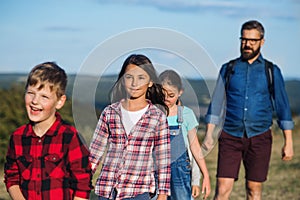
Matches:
[240,46,261,61]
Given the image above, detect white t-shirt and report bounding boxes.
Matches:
[121,105,148,134]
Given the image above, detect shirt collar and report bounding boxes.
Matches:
[239,54,264,64]
[113,99,152,109]
[256,54,264,63]
[26,112,62,137]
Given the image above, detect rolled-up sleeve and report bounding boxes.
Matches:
[205,68,227,126]
[273,65,294,130]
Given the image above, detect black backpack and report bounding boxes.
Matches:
[224,58,274,98]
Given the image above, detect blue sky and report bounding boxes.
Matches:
[0,0,299,79]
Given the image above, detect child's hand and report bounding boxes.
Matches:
[201,176,211,200]
[156,194,167,200]
[192,185,201,198]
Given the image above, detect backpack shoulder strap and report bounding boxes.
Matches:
[177,105,183,124]
[225,59,237,90]
[225,58,274,98]
[264,59,274,98]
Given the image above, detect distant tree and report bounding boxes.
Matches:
[0,84,27,164]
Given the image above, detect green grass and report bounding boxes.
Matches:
[197,117,300,200]
[1,117,299,200]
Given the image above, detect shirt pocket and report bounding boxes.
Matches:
[44,153,65,178]
[16,155,33,180]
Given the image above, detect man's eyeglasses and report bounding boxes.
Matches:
[240,37,262,45]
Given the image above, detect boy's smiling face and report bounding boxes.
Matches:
[25,83,66,126]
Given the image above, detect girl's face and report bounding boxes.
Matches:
[162,84,182,109]
[123,64,153,100]
[25,84,66,125]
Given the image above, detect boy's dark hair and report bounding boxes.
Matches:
[26,62,67,97]
[241,20,265,39]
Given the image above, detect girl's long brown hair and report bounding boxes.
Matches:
[110,54,168,114]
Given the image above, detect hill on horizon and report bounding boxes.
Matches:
[1,73,299,115]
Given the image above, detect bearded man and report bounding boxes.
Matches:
[205,20,294,200]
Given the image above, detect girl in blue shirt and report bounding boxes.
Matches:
[159,70,211,200]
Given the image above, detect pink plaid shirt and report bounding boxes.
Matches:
[89,101,171,199]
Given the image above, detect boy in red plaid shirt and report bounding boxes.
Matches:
[4,62,92,200]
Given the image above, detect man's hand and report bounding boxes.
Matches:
[282,143,294,161]
[282,130,294,161]
[202,123,216,152]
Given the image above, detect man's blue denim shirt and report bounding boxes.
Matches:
[205,55,294,138]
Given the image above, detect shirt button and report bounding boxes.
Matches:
[244,108,248,111]
[245,96,248,99]
[38,139,42,143]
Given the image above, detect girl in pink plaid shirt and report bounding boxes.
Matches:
[89,54,171,200]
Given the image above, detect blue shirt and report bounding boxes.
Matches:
[167,106,198,146]
[206,55,294,138]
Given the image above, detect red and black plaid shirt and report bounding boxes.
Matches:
[4,112,92,200]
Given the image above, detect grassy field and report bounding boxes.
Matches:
[199,127,300,200]
[1,118,299,200]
